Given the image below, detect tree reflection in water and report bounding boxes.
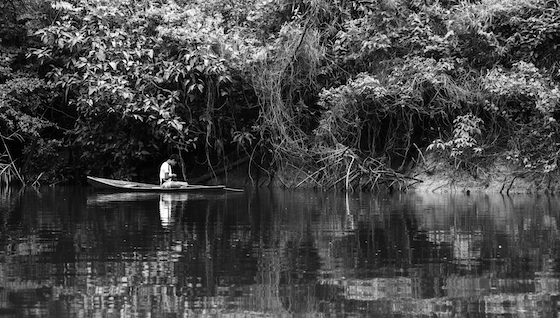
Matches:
[0,187,559,317]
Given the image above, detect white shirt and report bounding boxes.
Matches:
[159,161,173,184]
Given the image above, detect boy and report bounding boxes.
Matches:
[159,154,189,188]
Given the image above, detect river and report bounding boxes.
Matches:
[0,186,558,317]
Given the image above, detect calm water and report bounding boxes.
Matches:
[0,186,560,317]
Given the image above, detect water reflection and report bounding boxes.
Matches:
[158,193,193,227]
[159,193,172,227]
[0,187,560,317]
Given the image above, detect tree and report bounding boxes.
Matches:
[32,0,245,179]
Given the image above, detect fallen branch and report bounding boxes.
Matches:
[1,136,24,185]
[190,156,250,184]
[294,168,323,188]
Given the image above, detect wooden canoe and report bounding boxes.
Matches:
[87,176,228,192]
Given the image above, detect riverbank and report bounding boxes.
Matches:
[208,153,560,194]
[409,155,560,194]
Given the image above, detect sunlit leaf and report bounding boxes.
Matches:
[96,50,106,61]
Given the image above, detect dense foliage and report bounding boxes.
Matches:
[0,0,559,189]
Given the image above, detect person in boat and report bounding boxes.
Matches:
[159,154,189,188]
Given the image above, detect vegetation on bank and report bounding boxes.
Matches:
[0,0,559,190]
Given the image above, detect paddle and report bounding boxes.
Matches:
[187,185,244,192]
[174,181,244,192]
[172,160,243,192]
[224,187,244,192]
[173,172,244,192]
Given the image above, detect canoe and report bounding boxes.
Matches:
[87,176,228,192]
